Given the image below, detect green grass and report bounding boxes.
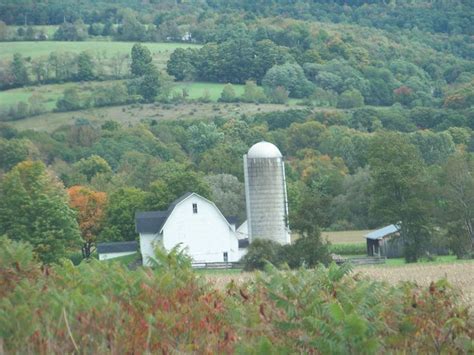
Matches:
[0,81,245,112]
[384,255,472,266]
[104,252,140,266]
[173,82,245,101]
[0,41,200,61]
[329,242,366,255]
[0,80,126,111]
[194,268,243,275]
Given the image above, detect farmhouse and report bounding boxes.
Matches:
[136,192,247,266]
[365,224,402,257]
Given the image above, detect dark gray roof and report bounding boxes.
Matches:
[238,239,249,248]
[97,241,137,254]
[226,216,239,225]
[135,210,170,234]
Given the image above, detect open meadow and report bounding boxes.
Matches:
[6,100,299,131]
[0,81,248,116]
[0,41,200,61]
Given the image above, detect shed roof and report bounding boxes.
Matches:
[365,224,400,240]
[97,241,137,254]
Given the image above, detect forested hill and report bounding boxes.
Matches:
[1,0,473,36]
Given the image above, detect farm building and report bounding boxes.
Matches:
[135,192,247,266]
[365,224,402,257]
[97,241,137,261]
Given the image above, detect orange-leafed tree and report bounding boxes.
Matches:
[68,185,107,259]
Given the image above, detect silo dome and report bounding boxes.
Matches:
[247,141,282,159]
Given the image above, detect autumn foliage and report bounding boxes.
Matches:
[68,185,107,242]
[1,238,473,354]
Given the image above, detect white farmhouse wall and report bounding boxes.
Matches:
[98,251,136,261]
[162,195,240,263]
[140,233,162,266]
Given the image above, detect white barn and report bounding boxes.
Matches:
[136,192,247,266]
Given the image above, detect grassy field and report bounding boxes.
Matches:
[322,230,373,244]
[0,41,200,61]
[0,81,246,113]
[7,101,296,131]
[173,82,245,101]
[0,81,111,111]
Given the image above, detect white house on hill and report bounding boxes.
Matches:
[136,192,247,266]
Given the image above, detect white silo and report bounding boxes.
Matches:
[243,141,290,245]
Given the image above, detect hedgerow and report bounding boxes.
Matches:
[1,237,473,353]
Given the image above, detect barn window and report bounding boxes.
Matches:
[192,203,198,214]
[223,252,228,263]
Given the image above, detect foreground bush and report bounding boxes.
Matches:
[1,238,473,353]
[241,233,331,271]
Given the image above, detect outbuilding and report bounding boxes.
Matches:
[365,224,402,257]
[97,241,138,261]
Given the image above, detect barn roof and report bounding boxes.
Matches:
[225,216,239,225]
[135,192,235,234]
[135,211,170,234]
[365,224,400,240]
[97,241,137,254]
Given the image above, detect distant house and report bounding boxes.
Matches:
[136,192,247,266]
[97,241,138,261]
[365,224,402,257]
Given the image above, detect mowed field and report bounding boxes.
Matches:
[0,41,200,61]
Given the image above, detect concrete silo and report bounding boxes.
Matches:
[243,141,290,245]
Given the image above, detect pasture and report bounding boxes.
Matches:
[0,81,245,114]
[7,101,295,131]
[0,41,200,61]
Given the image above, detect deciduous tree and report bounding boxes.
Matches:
[0,161,81,263]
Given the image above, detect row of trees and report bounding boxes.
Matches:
[0,50,131,89]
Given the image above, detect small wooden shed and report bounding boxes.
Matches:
[365,224,402,258]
